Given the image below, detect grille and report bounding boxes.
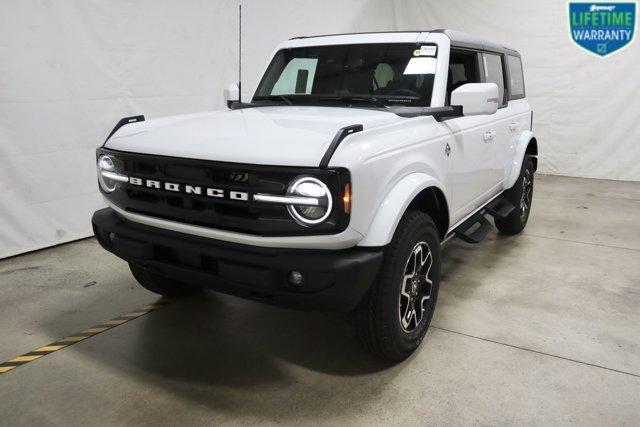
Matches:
[99,149,350,236]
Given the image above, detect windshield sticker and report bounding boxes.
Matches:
[568,2,636,57]
[413,45,437,57]
[421,45,437,56]
[404,57,437,75]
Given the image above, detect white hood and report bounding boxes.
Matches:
[105,106,401,167]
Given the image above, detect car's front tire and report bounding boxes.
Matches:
[355,210,440,362]
[129,263,200,298]
[495,154,535,234]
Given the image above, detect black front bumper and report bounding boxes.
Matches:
[92,208,383,312]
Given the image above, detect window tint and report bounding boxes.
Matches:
[255,44,436,107]
[271,58,318,95]
[482,53,506,106]
[446,50,481,105]
[507,55,525,99]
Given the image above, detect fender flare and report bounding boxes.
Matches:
[504,130,536,190]
[358,173,447,247]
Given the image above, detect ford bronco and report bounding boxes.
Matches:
[92,30,537,361]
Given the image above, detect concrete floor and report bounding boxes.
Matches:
[1,174,639,425]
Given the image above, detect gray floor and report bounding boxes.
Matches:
[1,174,639,425]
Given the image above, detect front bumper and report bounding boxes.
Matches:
[92,208,383,312]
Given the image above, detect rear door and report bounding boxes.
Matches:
[481,52,512,191]
[503,54,533,185]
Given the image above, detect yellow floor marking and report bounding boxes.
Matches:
[58,336,89,343]
[83,327,110,333]
[10,355,43,363]
[125,311,150,317]
[0,298,174,375]
[147,300,171,308]
[35,345,66,352]
[102,319,129,325]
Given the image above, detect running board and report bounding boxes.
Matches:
[451,195,516,244]
[454,214,492,244]
[486,196,515,219]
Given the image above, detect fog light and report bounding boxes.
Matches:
[288,270,303,286]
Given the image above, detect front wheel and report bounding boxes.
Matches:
[355,210,441,362]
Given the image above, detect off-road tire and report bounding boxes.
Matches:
[129,263,200,298]
[495,155,535,234]
[355,210,441,362]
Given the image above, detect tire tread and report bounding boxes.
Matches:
[356,210,439,361]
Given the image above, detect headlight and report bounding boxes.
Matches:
[97,154,127,192]
[286,177,332,225]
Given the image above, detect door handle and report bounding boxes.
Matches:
[509,122,519,131]
[483,130,496,141]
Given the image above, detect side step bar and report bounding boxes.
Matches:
[454,214,492,244]
[486,196,516,218]
[450,195,516,244]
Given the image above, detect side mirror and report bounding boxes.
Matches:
[451,83,499,116]
[224,83,240,108]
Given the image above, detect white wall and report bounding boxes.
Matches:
[0,0,394,258]
[392,0,640,182]
[1,0,638,258]
[238,0,395,101]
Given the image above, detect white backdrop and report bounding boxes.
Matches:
[393,0,640,183]
[1,0,638,258]
[0,0,395,258]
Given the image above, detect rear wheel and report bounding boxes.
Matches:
[495,155,535,234]
[129,263,200,298]
[355,210,440,362]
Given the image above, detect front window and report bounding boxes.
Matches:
[254,43,437,108]
[482,53,506,106]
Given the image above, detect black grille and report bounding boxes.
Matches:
[98,149,350,236]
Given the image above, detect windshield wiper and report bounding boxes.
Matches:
[276,95,293,105]
[253,95,294,105]
[318,96,388,108]
[252,95,389,108]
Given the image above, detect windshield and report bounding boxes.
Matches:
[254,43,437,108]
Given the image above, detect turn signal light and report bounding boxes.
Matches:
[342,183,351,214]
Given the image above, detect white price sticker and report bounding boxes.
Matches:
[419,45,437,56]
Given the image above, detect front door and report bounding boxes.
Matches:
[444,50,503,224]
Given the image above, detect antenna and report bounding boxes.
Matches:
[238,4,242,103]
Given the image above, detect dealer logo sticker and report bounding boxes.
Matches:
[569,2,636,57]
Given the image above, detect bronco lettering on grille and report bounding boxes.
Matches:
[128,177,249,201]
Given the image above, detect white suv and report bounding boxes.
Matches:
[92,29,537,361]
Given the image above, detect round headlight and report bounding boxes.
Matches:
[286,177,332,226]
[97,155,117,192]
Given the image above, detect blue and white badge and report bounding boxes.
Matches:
[569,2,637,57]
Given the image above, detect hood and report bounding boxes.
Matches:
[105,106,402,167]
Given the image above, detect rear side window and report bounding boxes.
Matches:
[482,53,506,107]
[507,55,525,99]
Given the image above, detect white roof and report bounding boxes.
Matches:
[284,29,518,54]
